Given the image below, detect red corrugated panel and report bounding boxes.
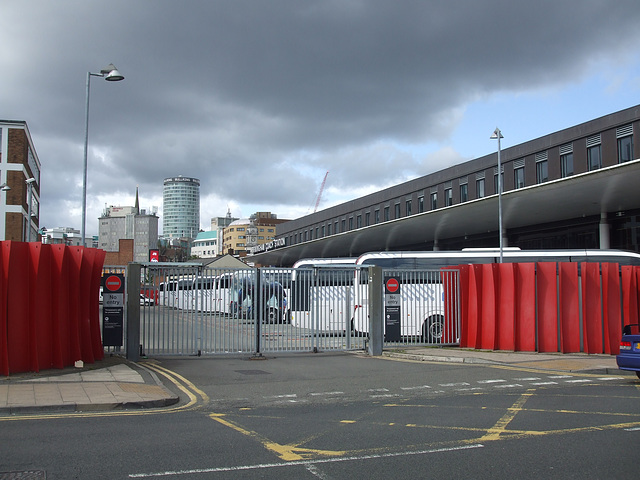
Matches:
[0,242,7,376]
[4,242,32,373]
[515,263,536,352]
[496,263,516,351]
[536,262,558,353]
[559,262,580,353]
[480,264,497,350]
[602,263,621,355]
[582,263,603,354]
[90,249,106,360]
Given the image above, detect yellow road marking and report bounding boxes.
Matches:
[209,413,347,461]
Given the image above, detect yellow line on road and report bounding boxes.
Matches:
[209,413,347,461]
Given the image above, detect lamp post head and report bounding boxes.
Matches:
[101,63,125,82]
[490,127,503,140]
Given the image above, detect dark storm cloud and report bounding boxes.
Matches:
[2,0,640,232]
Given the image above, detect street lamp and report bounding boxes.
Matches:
[490,127,504,263]
[81,63,124,247]
[25,177,36,242]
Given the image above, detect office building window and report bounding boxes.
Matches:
[444,188,452,206]
[617,125,634,163]
[394,203,401,218]
[341,219,346,231]
[375,209,380,223]
[327,223,331,235]
[559,143,574,178]
[430,192,437,210]
[405,199,412,216]
[348,217,354,230]
[418,196,424,213]
[587,134,601,171]
[536,160,548,183]
[460,183,468,202]
[335,221,339,233]
[476,178,485,198]
[365,212,370,226]
[384,206,390,221]
[588,145,601,170]
[356,215,362,228]
[514,167,525,188]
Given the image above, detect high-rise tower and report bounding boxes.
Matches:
[162,176,200,238]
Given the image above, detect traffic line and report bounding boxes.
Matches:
[128,444,484,477]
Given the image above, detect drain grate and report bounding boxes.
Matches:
[0,471,46,479]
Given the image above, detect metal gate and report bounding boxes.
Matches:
[129,263,459,356]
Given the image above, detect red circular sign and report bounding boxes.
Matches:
[105,275,122,292]
[386,278,399,293]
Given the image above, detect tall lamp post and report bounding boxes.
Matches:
[81,63,124,247]
[490,127,504,263]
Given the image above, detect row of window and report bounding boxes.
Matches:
[287,125,635,245]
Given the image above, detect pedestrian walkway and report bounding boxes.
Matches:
[0,348,634,415]
[384,346,628,375]
[0,357,178,415]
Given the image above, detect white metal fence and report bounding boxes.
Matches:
[118,263,460,356]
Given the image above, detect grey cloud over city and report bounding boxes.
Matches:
[3,1,640,234]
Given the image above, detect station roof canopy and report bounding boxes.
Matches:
[248,160,640,267]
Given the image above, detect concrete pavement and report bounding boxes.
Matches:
[0,355,179,415]
[0,348,634,415]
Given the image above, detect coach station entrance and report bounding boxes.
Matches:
[119,263,461,357]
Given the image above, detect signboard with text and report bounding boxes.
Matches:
[384,276,401,342]
[102,273,125,347]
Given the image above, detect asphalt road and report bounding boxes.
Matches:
[1,352,639,479]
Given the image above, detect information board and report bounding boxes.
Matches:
[102,273,125,347]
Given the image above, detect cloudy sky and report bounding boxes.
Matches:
[3,1,640,237]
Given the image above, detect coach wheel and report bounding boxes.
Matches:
[266,307,280,324]
[423,315,444,343]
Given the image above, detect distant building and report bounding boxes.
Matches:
[191,231,218,258]
[210,209,238,255]
[223,212,289,257]
[98,189,159,263]
[163,176,200,239]
[41,227,83,246]
[0,120,41,241]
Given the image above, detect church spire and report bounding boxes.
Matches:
[135,185,140,214]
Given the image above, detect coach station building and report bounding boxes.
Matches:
[248,105,640,267]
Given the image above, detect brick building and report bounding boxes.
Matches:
[0,120,41,241]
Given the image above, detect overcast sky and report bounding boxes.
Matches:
[3,1,640,236]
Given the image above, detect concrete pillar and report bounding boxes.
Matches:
[599,212,610,249]
[368,266,383,356]
[126,263,141,361]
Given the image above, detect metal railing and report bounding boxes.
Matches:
[116,263,460,357]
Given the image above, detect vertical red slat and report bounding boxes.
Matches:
[456,265,470,348]
[29,243,55,371]
[621,266,638,327]
[537,262,558,353]
[480,263,497,350]
[0,242,7,376]
[78,248,95,364]
[67,247,83,363]
[515,263,536,352]
[51,245,70,367]
[4,242,31,373]
[496,263,516,351]
[465,264,482,349]
[582,262,603,354]
[602,263,621,355]
[559,262,580,353]
[90,249,106,360]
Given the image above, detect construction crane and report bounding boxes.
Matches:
[313,171,329,213]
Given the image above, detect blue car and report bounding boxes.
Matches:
[617,324,640,379]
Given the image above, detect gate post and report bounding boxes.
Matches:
[126,263,141,361]
[254,268,262,356]
[368,266,383,356]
